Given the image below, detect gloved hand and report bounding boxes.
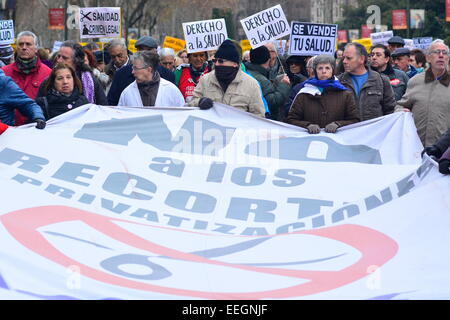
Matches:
[439,159,450,175]
[324,122,339,133]
[307,124,321,134]
[198,97,214,110]
[421,146,442,159]
[34,119,46,130]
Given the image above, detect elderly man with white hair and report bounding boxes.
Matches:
[105,38,131,83]
[159,48,176,71]
[396,39,450,147]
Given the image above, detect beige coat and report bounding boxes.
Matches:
[395,68,450,147]
[188,69,266,117]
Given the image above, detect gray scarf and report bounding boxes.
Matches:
[16,56,37,74]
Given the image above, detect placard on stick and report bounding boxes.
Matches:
[79,7,121,39]
[0,20,14,45]
[240,4,290,49]
[289,21,337,56]
[182,18,228,53]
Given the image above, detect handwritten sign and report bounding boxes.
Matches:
[240,4,290,49]
[79,7,121,39]
[288,21,337,56]
[370,30,393,46]
[0,20,14,45]
[182,18,228,53]
[413,37,433,50]
[163,36,186,52]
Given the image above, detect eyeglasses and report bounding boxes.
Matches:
[212,58,229,64]
[132,65,148,70]
[430,49,449,56]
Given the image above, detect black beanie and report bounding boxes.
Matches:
[250,45,270,65]
[215,39,240,64]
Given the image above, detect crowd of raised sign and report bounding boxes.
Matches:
[0,31,449,174]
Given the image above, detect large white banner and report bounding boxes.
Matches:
[0,105,449,300]
[240,5,290,49]
[79,7,121,39]
[182,19,228,54]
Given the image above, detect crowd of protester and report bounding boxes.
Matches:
[0,30,449,174]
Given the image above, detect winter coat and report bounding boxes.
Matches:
[107,64,175,106]
[0,121,8,134]
[245,62,291,121]
[374,64,409,101]
[395,68,450,147]
[188,69,266,117]
[0,70,45,125]
[36,89,89,120]
[118,77,185,107]
[2,58,51,125]
[286,86,360,129]
[338,69,396,121]
[434,128,450,157]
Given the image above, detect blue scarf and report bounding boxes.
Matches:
[299,77,348,91]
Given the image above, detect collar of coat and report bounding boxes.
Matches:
[425,67,450,86]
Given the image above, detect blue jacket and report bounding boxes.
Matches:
[107,64,175,106]
[0,70,45,125]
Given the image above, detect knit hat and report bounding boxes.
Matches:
[250,45,270,65]
[0,44,14,60]
[215,40,240,64]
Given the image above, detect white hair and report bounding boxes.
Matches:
[107,38,127,51]
[427,39,450,54]
[159,48,175,58]
[17,31,39,46]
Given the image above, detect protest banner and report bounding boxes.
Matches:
[79,7,121,39]
[182,18,228,53]
[0,20,14,45]
[128,39,137,53]
[392,10,407,30]
[289,21,337,56]
[370,30,393,46]
[48,8,65,30]
[240,39,252,52]
[0,104,449,300]
[163,36,186,52]
[413,37,433,50]
[240,4,290,49]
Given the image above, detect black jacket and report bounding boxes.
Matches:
[36,89,89,120]
[107,64,175,106]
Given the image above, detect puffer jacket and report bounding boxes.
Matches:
[0,70,45,125]
[338,69,396,121]
[246,62,290,120]
[188,69,266,117]
[36,89,89,120]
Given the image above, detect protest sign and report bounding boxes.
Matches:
[128,39,137,53]
[240,4,290,49]
[163,36,186,52]
[240,39,252,52]
[52,41,63,53]
[404,38,414,50]
[182,18,228,53]
[289,21,337,56]
[413,37,432,50]
[79,7,121,39]
[352,38,372,52]
[0,20,14,45]
[370,30,393,46]
[0,104,449,300]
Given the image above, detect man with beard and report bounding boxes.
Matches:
[188,40,265,117]
[370,44,409,101]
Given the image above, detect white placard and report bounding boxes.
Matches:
[0,20,14,45]
[240,4,290,49]
[79,7,121,39]
[404,38,414,50]
[370,30,394,46]
[182,18,228,54]
[413,37,433,50]
[288,21,337,56]
[52,40,63,53]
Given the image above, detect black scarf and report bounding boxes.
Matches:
[137,72,161,107]
[15,56,37,74]
[189,63,208,85]
[215,66,239,93]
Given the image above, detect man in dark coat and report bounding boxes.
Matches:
[107,36,175,106]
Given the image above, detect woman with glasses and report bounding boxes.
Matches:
[118,51,184,107]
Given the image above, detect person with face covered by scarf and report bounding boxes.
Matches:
[188,40,265,117]
[287,54,360,133]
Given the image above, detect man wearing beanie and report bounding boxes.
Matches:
[188,39,265,117]
[245,45,291,120]
[0,44,14,67]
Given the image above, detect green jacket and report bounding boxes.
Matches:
[245,62,290,120]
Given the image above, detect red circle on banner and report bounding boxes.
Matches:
[1,206,398,299]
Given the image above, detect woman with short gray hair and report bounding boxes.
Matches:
[287,54,359,133]
[118,51,185,107]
